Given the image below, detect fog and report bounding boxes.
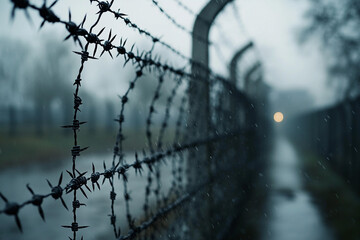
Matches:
[1,1,359,240]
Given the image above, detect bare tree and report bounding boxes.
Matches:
[302,0,360,99]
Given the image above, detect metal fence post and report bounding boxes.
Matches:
[229,42,254,127]
[229,41,254,86]
[189,0,234,238]
[244,62,261,92]
[190,0,234,143]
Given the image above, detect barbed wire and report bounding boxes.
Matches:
[86,0,234,83]
[149,0,211,44]
[149,0,237,70]
[40,0,239,87]
[1,1,264,240]
[168,0,261,67]
[0,126,244,229]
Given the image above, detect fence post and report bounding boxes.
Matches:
[190,0,234,140]
[189,0,234,238]
[229,41,254,86]
[228,42,256,181]
[244,62,261,92]
[229,42,254,127]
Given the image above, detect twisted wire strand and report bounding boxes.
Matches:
[149,0,211,44]
[2,1,258,240]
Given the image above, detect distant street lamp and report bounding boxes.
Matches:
[274,112,284,123]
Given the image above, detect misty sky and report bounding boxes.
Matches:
[0,0,335,107]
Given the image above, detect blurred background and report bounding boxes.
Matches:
[0,0,359,239]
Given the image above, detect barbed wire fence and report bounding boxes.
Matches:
[1,1,265,239]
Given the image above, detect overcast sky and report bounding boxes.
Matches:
[0,0,335,107]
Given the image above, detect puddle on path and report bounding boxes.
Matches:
[262,137,334,240]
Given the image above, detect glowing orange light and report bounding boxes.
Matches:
[274,112,284,123]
